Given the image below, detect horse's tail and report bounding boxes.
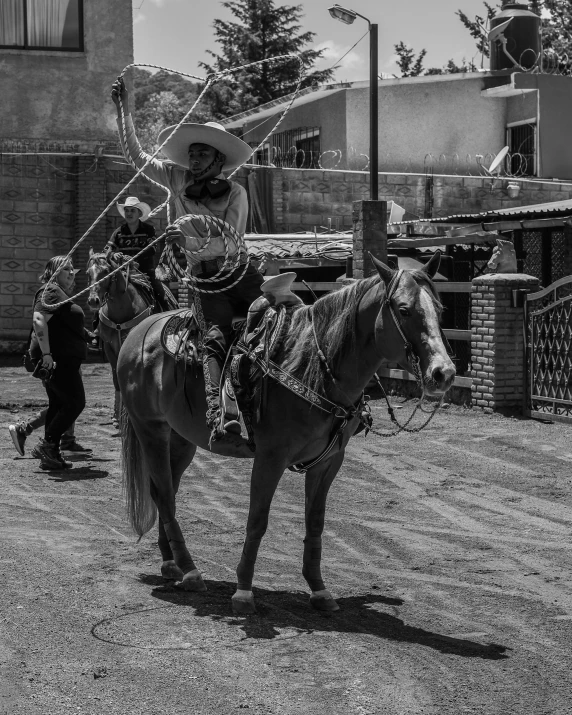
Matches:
[120,405,157,538]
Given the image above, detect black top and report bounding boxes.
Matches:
[106,220,156,273]
[32,284,87,362]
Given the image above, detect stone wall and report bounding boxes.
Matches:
[2,152,572,352]
[0,151,171,352]
[270,167,572,232]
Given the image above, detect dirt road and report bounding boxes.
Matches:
[1,360,572,714]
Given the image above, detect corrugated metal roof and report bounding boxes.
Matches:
[245,235,352,260]
[412,198,572,225]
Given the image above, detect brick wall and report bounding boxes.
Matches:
[3,149,572,352]
[267,167,572,232]
[470,274,540,412]
[0,151,173,351]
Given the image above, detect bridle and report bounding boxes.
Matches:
[87,257,130,309]
[382,269,423,386]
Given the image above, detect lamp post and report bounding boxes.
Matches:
[328,4,378,201]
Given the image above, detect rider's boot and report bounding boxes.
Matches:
[203,355,252,457]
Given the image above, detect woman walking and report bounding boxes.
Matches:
[32,256,88,470]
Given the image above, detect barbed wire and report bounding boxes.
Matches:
[247,144,537,178]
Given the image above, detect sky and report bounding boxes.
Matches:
[132,0,496,82]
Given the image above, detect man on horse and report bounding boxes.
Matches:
[104,196,170,312]
[112,77,263,452]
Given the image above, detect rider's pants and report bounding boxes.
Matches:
[198,263,264,427]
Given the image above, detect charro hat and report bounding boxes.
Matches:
[117,196,151,221]
[157,122,252,171]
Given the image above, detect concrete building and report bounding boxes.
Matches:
[0,0,135,351]
[222,71,572,181]
[0,0,132,147]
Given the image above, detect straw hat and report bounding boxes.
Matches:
[157,122,252,171]
[117,196,151,221]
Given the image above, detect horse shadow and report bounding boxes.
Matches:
[141,576,508,660]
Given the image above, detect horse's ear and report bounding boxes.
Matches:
[421,250,442,278]
[89,247,94,258]
[369,253,394,286]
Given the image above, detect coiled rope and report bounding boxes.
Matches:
[41,53,305,307]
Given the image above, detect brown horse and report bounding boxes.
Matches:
[117,253,455,614]
[86,250,172,422]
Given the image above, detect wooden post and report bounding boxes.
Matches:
[352,200,388,279]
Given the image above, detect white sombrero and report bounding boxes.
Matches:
[117,196,152,221]
[157,122,252,171]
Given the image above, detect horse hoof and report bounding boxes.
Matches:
[232,590,256,615]
[310,590,339,612]
[176,570,207,592]
[161,561,184,580]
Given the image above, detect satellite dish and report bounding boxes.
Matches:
[488,17,513,44]
[485,146,509,176]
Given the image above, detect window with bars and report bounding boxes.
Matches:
[506,122,536,176]
[249,128,321,168]
[0,0,83,51]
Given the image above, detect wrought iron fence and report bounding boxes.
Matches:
[525,276,572,423]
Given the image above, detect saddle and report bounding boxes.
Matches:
[159,273,303,448]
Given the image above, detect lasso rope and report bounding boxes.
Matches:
[41,53,305,308]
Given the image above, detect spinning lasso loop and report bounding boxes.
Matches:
[40,53,305,309]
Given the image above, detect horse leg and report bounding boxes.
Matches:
[155,431,197,582]
[138,421,206,592]
[303,451,345,612]
[232,455,287,615]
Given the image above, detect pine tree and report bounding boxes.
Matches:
[200,0,336,118]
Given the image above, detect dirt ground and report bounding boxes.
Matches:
[1,358,572,715]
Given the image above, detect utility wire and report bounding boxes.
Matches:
[323,29,369,74]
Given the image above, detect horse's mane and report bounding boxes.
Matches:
[277,269,442,396]
[87,252,155,305]
[278,275,381,396]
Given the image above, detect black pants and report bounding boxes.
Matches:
[200,264,264,363]
[198,264,264,424]
[44,358,86,446]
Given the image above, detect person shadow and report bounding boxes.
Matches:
[46,466,110,482]
[141,576,508,660]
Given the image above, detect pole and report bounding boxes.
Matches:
[370,23,379,200]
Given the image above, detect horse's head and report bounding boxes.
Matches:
[86,248,118,310]
[372,252,456,396]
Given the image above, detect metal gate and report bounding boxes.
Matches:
[524,276,572,423]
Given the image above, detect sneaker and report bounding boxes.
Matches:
[60,440,92,453]
[35,442,72,471]
[30,437,46,460]
[8,423,28,456]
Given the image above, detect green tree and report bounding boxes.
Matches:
[200,0,336,118]
[394,41,427,77]
[132,69,214,151]
[396,0,572,76]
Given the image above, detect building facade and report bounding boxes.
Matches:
[223,71,572,181]
[0,0,135,351]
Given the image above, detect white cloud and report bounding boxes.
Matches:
[314,40,365,71]
[133,11,146,23]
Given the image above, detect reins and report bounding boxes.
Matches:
[310,270,445,441]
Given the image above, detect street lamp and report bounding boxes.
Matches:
[328,4,378,201]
